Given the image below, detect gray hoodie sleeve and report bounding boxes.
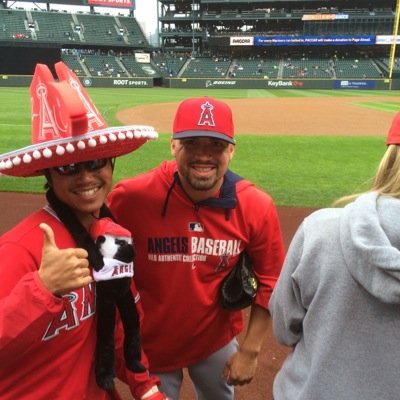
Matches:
[269,224,306,347]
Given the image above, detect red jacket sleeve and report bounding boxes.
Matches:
[0,242,64,359]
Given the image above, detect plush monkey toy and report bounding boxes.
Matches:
[44,194,168,399]
[90,217,146,391]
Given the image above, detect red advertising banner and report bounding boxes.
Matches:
[87,0,133,8]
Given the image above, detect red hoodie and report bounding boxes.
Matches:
[0,208,158,399]
[108,160,285,372]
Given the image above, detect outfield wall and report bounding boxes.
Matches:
[1,75,400,90]
[0,75,154,88]
[164,78,400,90]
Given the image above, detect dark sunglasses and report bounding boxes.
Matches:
[53,158,109,176]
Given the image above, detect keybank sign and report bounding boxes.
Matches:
[267,80,304,87]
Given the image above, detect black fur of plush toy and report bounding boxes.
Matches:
[90,217,146,391]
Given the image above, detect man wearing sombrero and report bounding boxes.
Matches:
[0,62,167,400]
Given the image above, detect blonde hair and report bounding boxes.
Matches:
[334,144,400,207]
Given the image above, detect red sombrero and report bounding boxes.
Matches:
[0,61,158,177]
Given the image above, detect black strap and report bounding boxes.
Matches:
[46,189,114,271]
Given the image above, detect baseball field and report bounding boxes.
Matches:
[2,87,399,207]
[1,87,400,399]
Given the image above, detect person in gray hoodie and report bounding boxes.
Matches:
[269,112,400,400]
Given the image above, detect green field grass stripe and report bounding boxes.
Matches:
[355,101,400,112]
[246,89,279,98]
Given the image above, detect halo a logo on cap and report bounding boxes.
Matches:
[198,101,216,128]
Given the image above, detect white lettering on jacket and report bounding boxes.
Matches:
[191,237,241,256]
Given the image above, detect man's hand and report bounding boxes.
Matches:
[38,223,92,296]
[222,348,258,386]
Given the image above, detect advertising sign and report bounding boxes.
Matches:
[255,35,375,46]
[87,0,133,8]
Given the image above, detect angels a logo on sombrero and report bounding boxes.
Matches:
[0,62,158,177]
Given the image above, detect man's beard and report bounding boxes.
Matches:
[186,173,218,191]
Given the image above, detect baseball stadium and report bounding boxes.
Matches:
[1,0,400,399]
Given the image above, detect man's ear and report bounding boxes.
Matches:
[170,137,177,157]
[44,170,52,189]
[228,144,235,161]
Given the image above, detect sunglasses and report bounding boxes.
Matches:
[53,158,109,176]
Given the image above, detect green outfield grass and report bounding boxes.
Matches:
[0,87,398,207]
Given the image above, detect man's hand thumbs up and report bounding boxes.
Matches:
[40,222,58,250]
[38,223,92,296]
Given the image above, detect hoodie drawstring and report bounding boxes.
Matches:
[161,170,243,220]
[161,171,179,217]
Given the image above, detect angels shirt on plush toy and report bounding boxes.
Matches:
[90,217,146,391]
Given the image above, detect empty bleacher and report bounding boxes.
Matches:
[232,58,280,78]
[334,58,383,78]
[61,53,86,75]
[381,57,400,72]
[0,8,149,47]
[281,58,333,79]
[119,55,162,78]
[72,13,129,46]
[31,10,79,43]
[118,16,148,47]
[80,53,128,77]
[181,57,231,78]
[0,9,31,41]
[152,53,188,77]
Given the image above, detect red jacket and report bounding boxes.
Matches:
[0,207,158,399]
[108,160,285,372]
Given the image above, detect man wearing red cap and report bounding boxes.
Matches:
[108,97,286,399]
[269,112,400,400]
[0,62,167,400]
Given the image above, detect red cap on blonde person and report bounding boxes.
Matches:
[387,112,400,145]
[173,97,235,144]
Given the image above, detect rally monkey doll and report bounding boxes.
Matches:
[90,217,146,391]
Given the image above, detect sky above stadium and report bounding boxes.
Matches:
[132,0,158,43]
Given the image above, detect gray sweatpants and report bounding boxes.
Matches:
[156,338,239,400]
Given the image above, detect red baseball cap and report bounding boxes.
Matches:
[173,97,235,144]
[386,112,400,145]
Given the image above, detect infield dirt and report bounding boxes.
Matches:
[117,96,396,136]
